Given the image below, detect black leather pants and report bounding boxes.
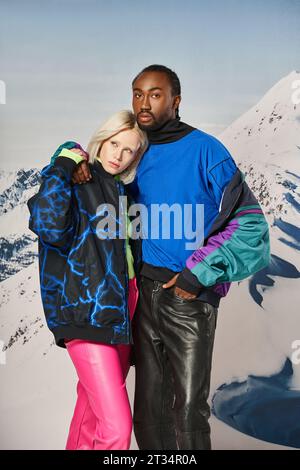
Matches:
[132,276,218,450]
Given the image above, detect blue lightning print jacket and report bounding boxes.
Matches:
[28,156,136,348]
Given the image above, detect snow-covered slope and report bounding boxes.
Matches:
[220,70,300,221]
[214,70,300,386]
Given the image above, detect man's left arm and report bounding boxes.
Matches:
[174,144,271,297]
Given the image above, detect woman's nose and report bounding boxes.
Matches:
[115,149,122,161]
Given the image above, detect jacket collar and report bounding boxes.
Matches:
[92,159,116,180]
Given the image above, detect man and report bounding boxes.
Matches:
[66,65,270,450]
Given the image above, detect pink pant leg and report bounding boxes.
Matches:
[65,380,96,450]
[128,277,139,321]
[65,339,132,450]
[117,277,139,377]
[65,277,138,450]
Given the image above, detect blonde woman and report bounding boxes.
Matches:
[28,110,148,450]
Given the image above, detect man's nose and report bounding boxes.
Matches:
[141,95,151,110]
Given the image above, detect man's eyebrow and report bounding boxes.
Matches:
[132,87,163,92]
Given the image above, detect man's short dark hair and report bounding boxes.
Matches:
[132,64,181,118]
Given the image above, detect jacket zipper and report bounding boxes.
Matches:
[116,180,130,343]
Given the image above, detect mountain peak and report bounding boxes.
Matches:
[220,70,300,166]
[219,71,300,222]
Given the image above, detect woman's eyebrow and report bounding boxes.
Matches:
[113,141,135,151]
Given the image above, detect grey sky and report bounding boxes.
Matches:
[0,0,299,169]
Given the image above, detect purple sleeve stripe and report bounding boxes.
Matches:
[236,209,263,217]
[186,219,240,270]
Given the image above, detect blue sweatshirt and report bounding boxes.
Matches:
[128,129,237,272]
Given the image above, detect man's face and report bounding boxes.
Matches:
[132,71,181,131]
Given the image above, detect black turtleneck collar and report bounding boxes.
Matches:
[146,118,195,145]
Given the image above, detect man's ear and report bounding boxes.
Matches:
[173,95,181,112]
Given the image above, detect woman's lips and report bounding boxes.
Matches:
[108,161,120,169]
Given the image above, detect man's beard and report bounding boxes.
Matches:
[137,111,172,132]
[138,120,158,131]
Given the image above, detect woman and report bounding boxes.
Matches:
[27,110,148,450]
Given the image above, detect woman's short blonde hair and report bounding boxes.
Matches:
[87,110,148,185]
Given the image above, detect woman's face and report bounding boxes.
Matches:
[99,129,141,175]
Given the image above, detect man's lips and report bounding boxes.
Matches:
[138,113,153,122]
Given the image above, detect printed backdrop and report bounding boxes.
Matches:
[0,0,299,450]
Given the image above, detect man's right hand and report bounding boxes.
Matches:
[70,148,92,184]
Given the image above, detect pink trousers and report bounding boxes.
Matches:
[65,278,138,450]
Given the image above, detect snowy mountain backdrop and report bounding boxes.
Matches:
[0,71,299,449]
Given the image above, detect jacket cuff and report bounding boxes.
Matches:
[175,268,204,296]
[58,148,85,164]
[53,156,78,180]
